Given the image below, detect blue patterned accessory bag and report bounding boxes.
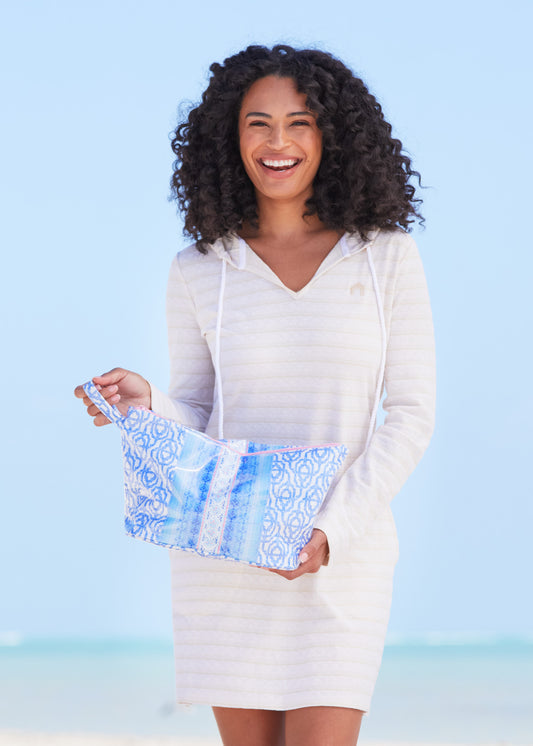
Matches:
[83,381,347,570]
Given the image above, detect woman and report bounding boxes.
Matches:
[75,45,435,746]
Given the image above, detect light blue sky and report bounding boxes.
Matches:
[1,0,532,642]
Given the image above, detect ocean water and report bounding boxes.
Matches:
[0,636,532,743]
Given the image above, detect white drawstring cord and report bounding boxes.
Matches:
[365,244,387,451]
[214,259,227,439]
[238,237,247,269]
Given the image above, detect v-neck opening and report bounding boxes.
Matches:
[235,232,350,298]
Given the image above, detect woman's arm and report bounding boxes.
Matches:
[149,251,215,430]
[314,236,436,559]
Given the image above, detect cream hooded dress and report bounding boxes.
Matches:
[149,228,435,712]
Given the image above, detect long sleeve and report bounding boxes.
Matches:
[313,236,436,556]
[150,251,215,430]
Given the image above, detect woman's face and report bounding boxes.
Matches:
[238,75,322,205]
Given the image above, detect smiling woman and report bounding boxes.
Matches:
[76,44,435,746]
[170,45,423,253]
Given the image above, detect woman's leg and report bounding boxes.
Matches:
[284,706,364,746]
[212,707,285,746]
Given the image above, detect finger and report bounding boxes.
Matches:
[89,384,119,401]
[80,385,120,407]
[93,411,111,426]
[308,528,328,550]
[269,553,321,580]
[269,563,317,580]
[93,368,127,386]
[86,401,118,417]
[74,379,119,399]
[297,542,317,566]
[298,529,328,565]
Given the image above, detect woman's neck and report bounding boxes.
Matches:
[242,194,326,243]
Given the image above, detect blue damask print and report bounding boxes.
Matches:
[83,381,347,570]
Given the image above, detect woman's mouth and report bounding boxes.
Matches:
[259,158,301,172]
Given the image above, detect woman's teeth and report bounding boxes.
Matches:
[260,158,299,171]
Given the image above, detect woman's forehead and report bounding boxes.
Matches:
[240,76,310,116]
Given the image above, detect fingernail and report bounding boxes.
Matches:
[299,552,309,564]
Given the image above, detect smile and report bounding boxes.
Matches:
[259,158,300,172]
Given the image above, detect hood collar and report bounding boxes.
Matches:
[208,229,380,269]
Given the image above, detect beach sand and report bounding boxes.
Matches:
[0,733,531,746]
[0,735,215,746]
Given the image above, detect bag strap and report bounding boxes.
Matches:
[82,380,125,424]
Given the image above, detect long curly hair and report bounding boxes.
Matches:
[170,44,423,252]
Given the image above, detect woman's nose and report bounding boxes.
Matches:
[268,124,289,148]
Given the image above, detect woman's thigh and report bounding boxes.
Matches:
[212,707,285,746]
[285,706,364,746]
[212,705,364,746]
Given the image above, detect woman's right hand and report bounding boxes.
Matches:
[74,367,151,426]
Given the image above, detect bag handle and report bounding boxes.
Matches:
[82,380,125,424]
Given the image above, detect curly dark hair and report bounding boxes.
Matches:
[170,44,423,252]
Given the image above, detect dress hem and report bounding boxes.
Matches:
[175,694,371,714]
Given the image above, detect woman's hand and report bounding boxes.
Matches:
[268,529,329,581]
[74,367,151,426]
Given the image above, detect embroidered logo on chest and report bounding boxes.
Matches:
[350,282,365,297]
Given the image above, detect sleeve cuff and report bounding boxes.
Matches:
[148,382,179,421]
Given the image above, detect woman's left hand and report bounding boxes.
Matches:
[268,529,329,580]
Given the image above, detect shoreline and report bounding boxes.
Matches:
[0,732,531,746]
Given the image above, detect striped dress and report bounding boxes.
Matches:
[149,228,435,712]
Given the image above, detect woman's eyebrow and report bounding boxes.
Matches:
[245,112,272,118]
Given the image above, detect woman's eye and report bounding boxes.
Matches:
[249,121,269,127]
[291,120,310,127]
